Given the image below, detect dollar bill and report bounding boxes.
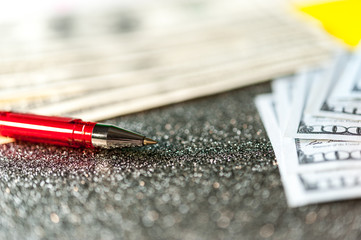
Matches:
[272,74,361,172]
[257,92,361,173]
[306,52,361,121]
[285,68,361,141]
[256,93,361,207]
[287,169,361,207]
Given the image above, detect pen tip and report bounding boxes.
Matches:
[143,138,157,145]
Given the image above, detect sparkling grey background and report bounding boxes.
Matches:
[0,83,359,240]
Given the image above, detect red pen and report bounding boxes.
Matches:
[0,111,157,148]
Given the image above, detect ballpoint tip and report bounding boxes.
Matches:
[143,138,157,145]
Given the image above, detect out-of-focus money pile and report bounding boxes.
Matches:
[256,52,361,207]
[0,1,338,145]
[1,0,334,122]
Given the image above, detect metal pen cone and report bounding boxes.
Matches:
[143,138,157,145]
[92,123,154,148]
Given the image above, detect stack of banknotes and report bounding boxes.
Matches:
[256,52,361,207]
[0,0,333,121]
[0,0,336,145]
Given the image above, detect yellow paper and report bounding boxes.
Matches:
[296,0,361,47]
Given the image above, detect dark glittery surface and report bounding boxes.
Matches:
[0,82,360,240]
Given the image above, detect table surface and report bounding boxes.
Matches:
[0,82,358,240]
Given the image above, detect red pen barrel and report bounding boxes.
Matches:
[0,112,96,148]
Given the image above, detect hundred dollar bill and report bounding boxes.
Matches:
[274,76,361,171]
[287,169,361,207]
[257,93,361,174]
[285,68,361,141]
[256,93,361,207]
[283,137,361,172]
[306,52,361,121]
